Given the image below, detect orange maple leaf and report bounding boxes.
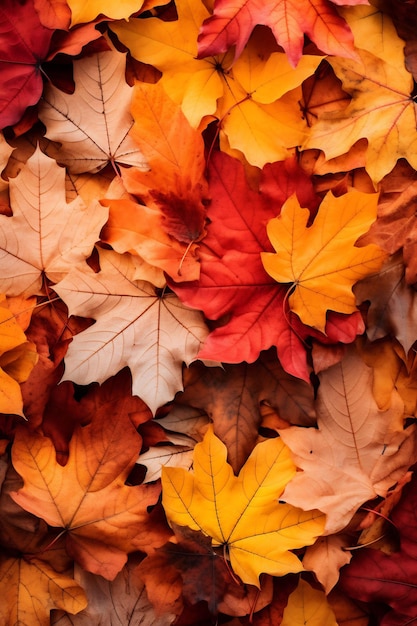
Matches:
[11,411,161,580]
[0,555,87,626]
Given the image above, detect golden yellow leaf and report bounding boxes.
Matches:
[0,555,87,626]
[303,10,417,182]
[111,0,224,128]
[162,426,325,587]
[0,296,37,416]
[111,3,320,166]
[281,578,338,626]
[67,0,161,26]
[217,42,322,166]
[261,190,387,332]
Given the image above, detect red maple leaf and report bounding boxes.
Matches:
[339,470,417,626]
[170,151,359,380]
[0,0,53,128]
[197,0,366,67]
[0,0,103,129]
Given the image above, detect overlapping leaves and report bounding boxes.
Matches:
[0,0,416,624]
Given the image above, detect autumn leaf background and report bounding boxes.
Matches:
[1,0,417,624]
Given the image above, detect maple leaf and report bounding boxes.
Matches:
[169,151,313,380]
[0,555,87,626]
[339,472,417,626]
[0,0,53,129]
[261,190,387,333]
[102,81,208,283]
[354,253,417,354]
[123,81,208,244]
[10,409,162,580]
[112,7,321,166]
[54,248,208,414]
[0,146,108,297]
[279,345,417,534]
[66,0,160,26]
[214,41,323,167]
[303,26,417,182]
[281,578,338,626]
[51,557,175,625]
[196,0,365,66]
[110,0,226,129]
[162,426,325,587]
[358,160,417,285]
[172,152,365,379]
[177,351,316,472]
[34,0,72,29]
[39,49,148,174]
[0,295,38,417]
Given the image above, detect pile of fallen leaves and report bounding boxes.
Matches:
[1,0,417,624]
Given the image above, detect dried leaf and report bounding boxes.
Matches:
[0,146,108,297]
[162,426,325,587]
[0,555,87,626]
[261,190,386,332]
[39,49,147,174]
[55,249,208,414]
[11,411,161,579]
[281,578,338,626]
[280,345,416,534]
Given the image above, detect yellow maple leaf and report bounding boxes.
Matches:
[111,1,320,166]
[0,555,87,626]
[217,42,322,166]
[162,426,325,587]
[0,296,37,416]
[303,8,417,183]
[110,0,225,128]
[281,578,338,626]
[261,190,387,332]
[67,0,163,26]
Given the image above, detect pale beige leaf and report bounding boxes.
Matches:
[54,249,208,414]
[39,49,148,174]
[303,535,352,593]
[138,445,194,483]
[280,345,416,533]
[0,146,108,296]
[155,404,210,442]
